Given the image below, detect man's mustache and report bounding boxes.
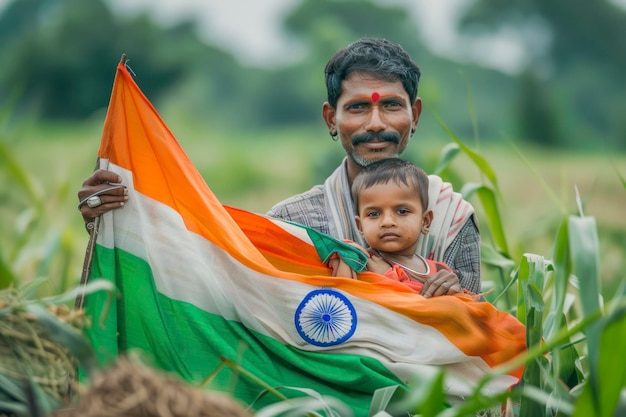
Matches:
[351,131,400,146]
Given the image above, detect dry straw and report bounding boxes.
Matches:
[0,287,82,405]
[50,357,252,417]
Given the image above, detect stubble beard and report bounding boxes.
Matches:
[349,149,401,168]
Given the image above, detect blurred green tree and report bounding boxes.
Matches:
[515,69,563,147]
[458,0,626,149]
[253,0,425,126]
[254,0,518,142]
[0,0,239,120]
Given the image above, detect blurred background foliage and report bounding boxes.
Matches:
[0,0,625,149]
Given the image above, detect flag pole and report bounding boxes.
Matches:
[74,160,102,311]
[75,53,128,311]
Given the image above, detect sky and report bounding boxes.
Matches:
[106,0,527,73]
[103,0,626,74]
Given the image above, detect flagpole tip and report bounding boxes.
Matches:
[120,53,128,64]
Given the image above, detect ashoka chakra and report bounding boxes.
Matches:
[295,289,357,347]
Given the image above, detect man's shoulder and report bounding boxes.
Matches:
[266,184,330,234]
[427,174,476,209]
[266,184,325,218]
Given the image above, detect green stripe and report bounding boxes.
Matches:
[85,245,404,416]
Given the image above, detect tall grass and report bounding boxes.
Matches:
[0,139,77,295]
[1,116,625,416]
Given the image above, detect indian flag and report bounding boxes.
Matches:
[84,61,527,416]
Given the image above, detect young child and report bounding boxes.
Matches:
[350,158,454,292]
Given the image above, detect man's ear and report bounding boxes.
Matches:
[322,102,337,133]
[422,209,433,235]
[411,97,422,132]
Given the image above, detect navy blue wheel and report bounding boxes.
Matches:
[295,289,357,347]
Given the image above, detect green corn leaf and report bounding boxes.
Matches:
[387,365,446,417]
[432,142,461,175]
[0,248,18,288]
[517,253,547,325]
[520,384,574,416]
[609,159,625,189]
[35,229,63,282]
[40,278,115,306]
[545,218,570,340]
[9,208,38,263]
[254,386,351,417]
[433,114,501,196]
[523,303,544,400]
[23,377,62,417]
[480,244,515,272]
[568,216,601,319]
[58,228,77,294]
[480,243,516,307]
[0,140,43,205]
[509,141,567,215]
[0,373,27,403]
[469,184,509,255]
[572,298,626,417]
[0,398,28,416]
[368,385,400,417]
[595,295,626,417]
[554,324,582,390]
[568,214,602,408]
[0,373,61,417]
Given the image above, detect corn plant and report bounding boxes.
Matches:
[0,135,80,295]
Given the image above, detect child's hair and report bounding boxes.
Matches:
[351,158,429,212]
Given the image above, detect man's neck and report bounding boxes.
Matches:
[345,158,364,188]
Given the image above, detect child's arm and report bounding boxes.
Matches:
[328,240,393,278]
[327,255,359,279]
[366,252,393,275]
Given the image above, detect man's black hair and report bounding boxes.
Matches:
[324,38,421,108]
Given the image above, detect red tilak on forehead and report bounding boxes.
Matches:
[371,92,380,102]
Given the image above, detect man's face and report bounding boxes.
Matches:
[323,72,422,171]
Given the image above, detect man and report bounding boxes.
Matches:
[78,38,480,297]
[266,38,480,295]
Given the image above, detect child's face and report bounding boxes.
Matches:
[355,180,433,257]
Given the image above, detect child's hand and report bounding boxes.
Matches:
[328,240,384,279]
[328,256,359,279]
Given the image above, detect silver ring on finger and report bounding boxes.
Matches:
[86,196,103,208]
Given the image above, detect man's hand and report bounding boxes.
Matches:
[77,169,128,223]
[420,269,462,298]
